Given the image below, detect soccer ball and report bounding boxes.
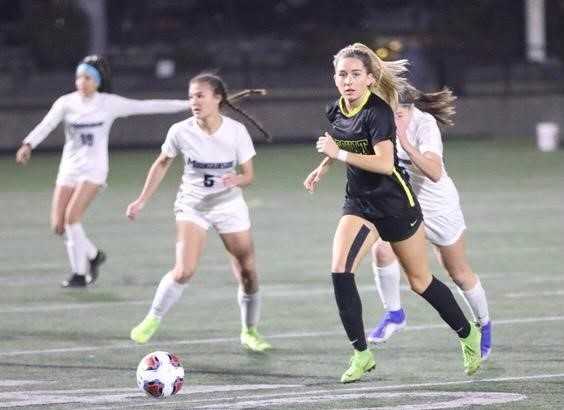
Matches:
[136,351,185,398]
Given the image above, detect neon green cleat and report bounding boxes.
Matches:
[240,326,272,352]
[340,349,376,383]
[130,314,161,344]
[460,323,482,375]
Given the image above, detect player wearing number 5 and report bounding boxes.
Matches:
[15,55,189,288]
[127,73,272,352]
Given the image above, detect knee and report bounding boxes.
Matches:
[235,251,256,275]
[374,242,396,267]
[171,267,195,284]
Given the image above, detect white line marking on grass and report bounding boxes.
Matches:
[0,262,61,274]
[75,372,564,409]
[194,391,526,409]
[1,315,563,358]
[0,284,376,314]
[0,380,49,387]
[0,384,300,408]
[505,289,564,298]
[0,301,148,313]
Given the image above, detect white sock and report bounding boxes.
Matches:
[65,223,88,275]
[148,273,187,320]
[72,223,97,260]
[373,260,402,311]
[458,279,490,325]
[238,287,261,329]
[64,232,78,274]
[83,236,98,260]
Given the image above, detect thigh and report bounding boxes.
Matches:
[390,224,432,290]
[435,232,476,287]
[175,221,208,273]
[220,230,254,261]
[51,185,75,233]
[65,181,101,224]
[332,214,378,273]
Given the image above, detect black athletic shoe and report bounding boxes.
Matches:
[61,273,87,288]
[87,250,106,285]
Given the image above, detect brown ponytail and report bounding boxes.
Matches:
[190,73,271,141]
[400,86,457,127]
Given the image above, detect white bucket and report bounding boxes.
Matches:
[536,122,560,152]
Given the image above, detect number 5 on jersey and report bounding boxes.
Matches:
[203,174,214,187]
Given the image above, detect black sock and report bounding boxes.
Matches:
[331,272,367,351]
[419,276,471,338]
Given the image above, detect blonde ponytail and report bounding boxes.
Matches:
[334,43,410,109]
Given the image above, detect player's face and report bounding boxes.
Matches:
[334,57,375,104]
[75,74,98,96]
[394,105,412,130]
[189,81,222,120]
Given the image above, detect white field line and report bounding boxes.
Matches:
[505,289,564,298]
[0,315,563,358]
[85,372,564,409]
[192,391,526,409]
[2,272,563,313]
[0,301,148,313]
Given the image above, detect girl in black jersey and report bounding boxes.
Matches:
[304,43,481,383]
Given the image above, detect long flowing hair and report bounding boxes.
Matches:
[190,73,271,141]
[400,85,457,126]
[333,43,410,109]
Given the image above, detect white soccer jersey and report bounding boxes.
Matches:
[23,91,187,183]
[161,115,256,202]
[396,107,461,216]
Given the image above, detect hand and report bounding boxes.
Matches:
[16,144,32,165]
[394,111,412,151]
[126,199,145,220]
[303,166,324,193]
[221,173,242,188]
[316,132,339,159]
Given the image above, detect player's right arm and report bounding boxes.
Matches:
[16,96,66,165]
[126,153,174,220]
[304,155,333,193]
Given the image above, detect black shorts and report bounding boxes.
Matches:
[342,197,423,242]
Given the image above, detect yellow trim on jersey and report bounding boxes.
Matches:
[393,168,415,207]
[339,90,371,118]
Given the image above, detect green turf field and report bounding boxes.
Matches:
[1,140,563,409]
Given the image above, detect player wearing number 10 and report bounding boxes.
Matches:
[127,73,272,352]
[15,55,189,288]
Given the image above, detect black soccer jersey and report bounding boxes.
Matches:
[326,91,417,218]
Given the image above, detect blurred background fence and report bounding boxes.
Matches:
[1,0,563,150]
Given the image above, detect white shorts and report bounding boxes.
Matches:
[174,191,251,234]
[55,169,107,188]
[423,207,466,247]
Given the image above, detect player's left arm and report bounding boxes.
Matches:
[398,122,443,182]
[222,160,254,188]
